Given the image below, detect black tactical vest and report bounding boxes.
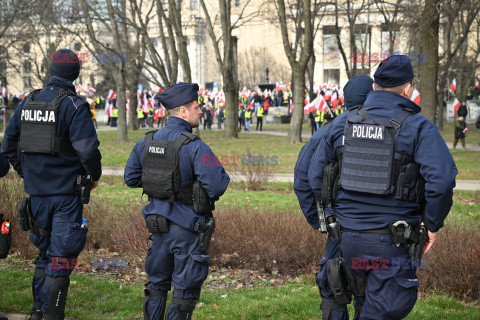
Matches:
[339,106,415,197]
[142,131,197,203]
[19,89,76,157]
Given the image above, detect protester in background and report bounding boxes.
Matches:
[457,101,468,118]
[91,106,98,129]
[454,116,467,150]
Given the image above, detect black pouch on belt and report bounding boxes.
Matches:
[145,215,169,234]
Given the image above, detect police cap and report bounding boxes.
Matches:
[374,55,414,88]
[156,83,199,110]
[343,74,373,108]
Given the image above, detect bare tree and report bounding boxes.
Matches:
[435,0,480,129]
[276,0,313,143]
[418,0,440,123]
[199,0,262,139]
[0,0,36,88]
[333,0,369,79]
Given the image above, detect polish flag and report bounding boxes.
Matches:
[126,98,130,111]
[1,87,6,97]
[107,104,113,117]
[411,89,421,105]
[104,99,110,113]
[107,89,116,100]
[248,99,254,110]
[304,99,316,114]
[476,82,480,89]
[331,92,338,110]
[77,84,85,92]
[317,95,327,112]
[88,83,96,93]
[453,98,461,117]
[324,90,332,101]
[450,79,456,92]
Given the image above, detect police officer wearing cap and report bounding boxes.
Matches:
[308,56,457,319]
[294,74,374,320]
[1,49,102,320]
[124,83,230,320]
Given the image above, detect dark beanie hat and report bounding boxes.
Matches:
[50,49,81,81]
[343,74,374,109]
[156,83,199,110]
[374,55,414,88]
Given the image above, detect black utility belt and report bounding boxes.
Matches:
[341,221,424,245]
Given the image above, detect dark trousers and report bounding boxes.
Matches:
[30,195,86,316]
[256,117,263,131]
[144,223,209,320]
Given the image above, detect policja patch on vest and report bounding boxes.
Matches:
[148,145,166,156]
[21,109,56,123]
[351,124,385,141]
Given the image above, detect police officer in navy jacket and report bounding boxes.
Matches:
[0,143,9,178]
[124,83,229,320]
[308,56,457,319]
[294,74,374,320]
[1,49,101,320]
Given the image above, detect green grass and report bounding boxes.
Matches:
[440,123,480,145]
[97,129,305,174]
[0,265,479,320]
[450,150,480,180]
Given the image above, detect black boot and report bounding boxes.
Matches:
[28,309,43,320]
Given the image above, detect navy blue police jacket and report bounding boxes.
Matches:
[308,90,457,233]
[293,125,328,229]
[0,143,9,178]
[124,117,230,232]
[0,76,102,195]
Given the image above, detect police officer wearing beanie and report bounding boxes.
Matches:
[308,56,457,320]
[124,83,230,320]
[1,49,102,320]
[294,74,374,319]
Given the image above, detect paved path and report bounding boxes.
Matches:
[104,167,479,191]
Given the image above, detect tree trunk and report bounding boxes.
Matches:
[115,74,128,142]
[437,74,446,131]
[418,0,440,123]
[128,88,138,130]
[288,65,306,143]
[223,71,238,139]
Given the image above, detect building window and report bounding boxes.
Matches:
[190,1,197,10]
[23,60,32,74]
[23,76,32,89]
[23,43,30,53]
[74,42,82,51]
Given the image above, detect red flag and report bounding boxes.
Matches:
[476,82,480,89]
[88,83,96,93]
[450,79,456,92]
[324,90,332,101]
[1,87,6,97]
[411,89,421,105]
[453,98,461,116]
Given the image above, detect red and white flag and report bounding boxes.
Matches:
[88,83,96,93]
[1,87,6,97]
[450,79,456,92]
[77,84,85,92]
[411,89,421,105]
[107,89,116,100]
[324,90,332,101]
[331,92,338,110]
[476,82,480,89]
[453,99,461,116]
